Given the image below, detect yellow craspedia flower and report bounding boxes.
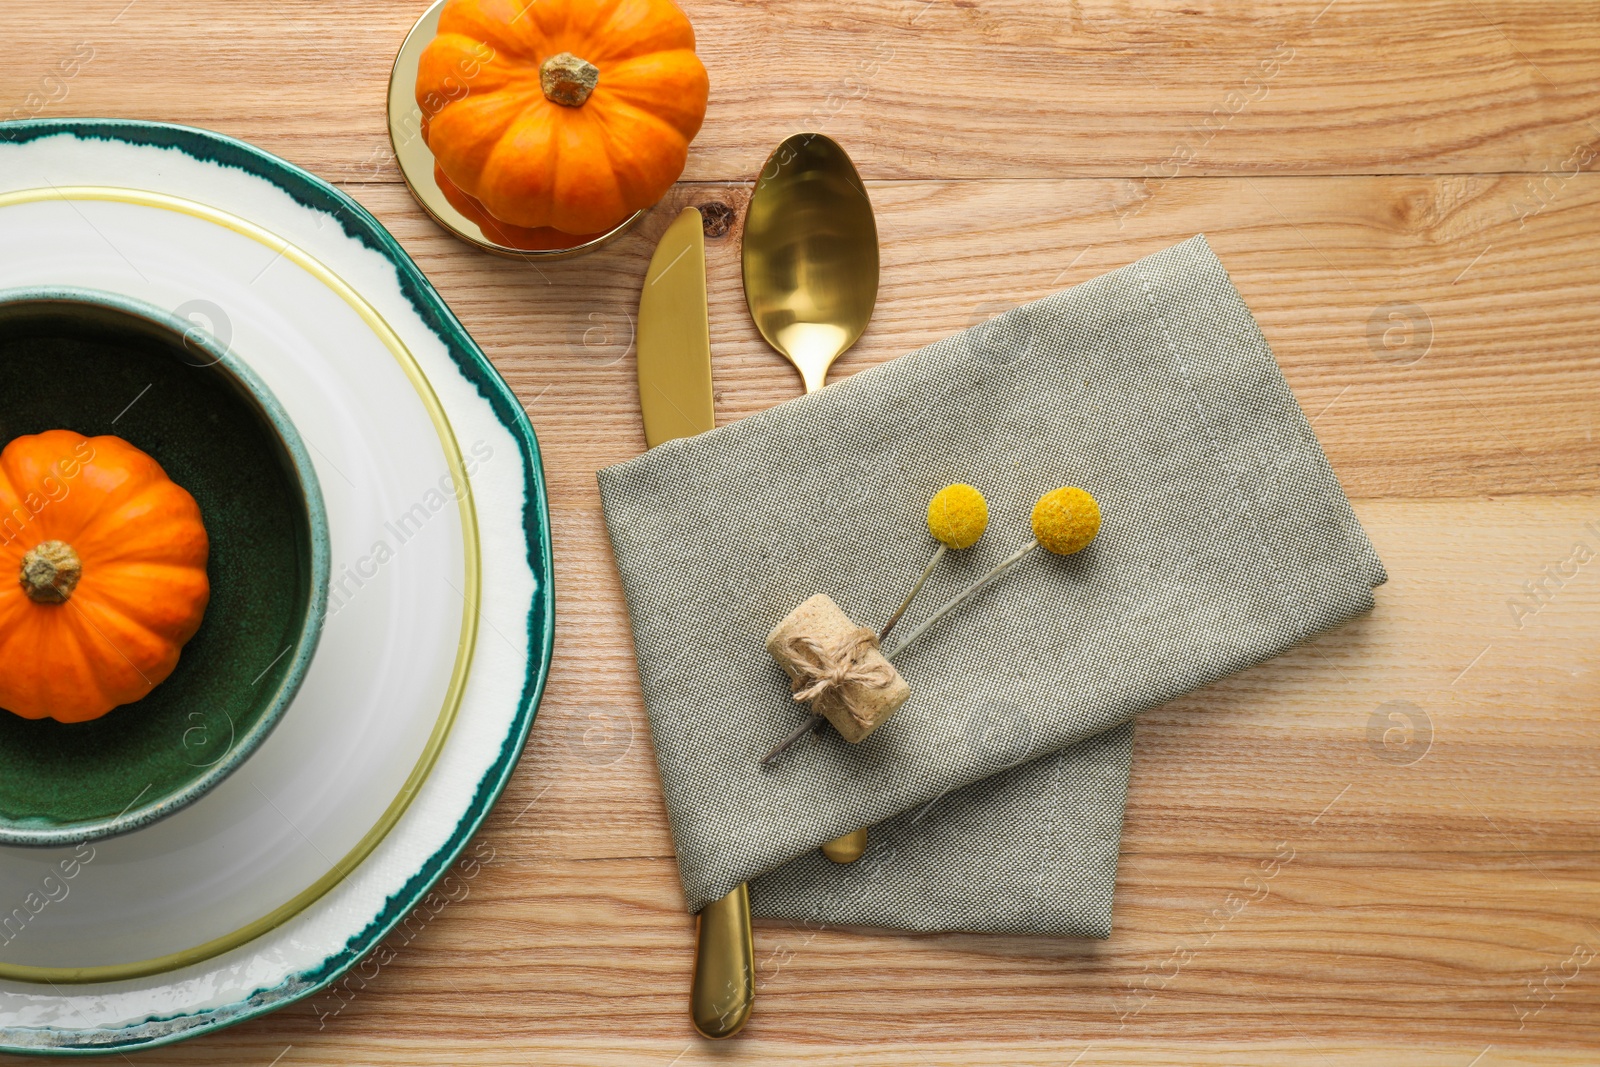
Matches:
[1031,487,1100,555]
[927,484,988,549]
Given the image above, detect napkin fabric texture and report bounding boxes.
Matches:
[597,235,1384,936]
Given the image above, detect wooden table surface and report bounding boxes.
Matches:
[5,1,1599,1063]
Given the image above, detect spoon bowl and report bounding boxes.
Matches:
[742,134,879,392]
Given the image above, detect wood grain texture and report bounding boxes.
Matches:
[6,0,1600,179]
[2,0,1599,1064]
[353,173,1600,498]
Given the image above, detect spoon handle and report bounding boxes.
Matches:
[690,883,754,1038]
[794,378,876,868]
[709,134,881,1038]
[821,827,868,863]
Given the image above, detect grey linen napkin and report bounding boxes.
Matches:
[597,235,1384,936]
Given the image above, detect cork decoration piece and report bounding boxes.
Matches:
[766,594,911,743]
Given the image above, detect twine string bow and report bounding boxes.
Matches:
[781,626,896,729]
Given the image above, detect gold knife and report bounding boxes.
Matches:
[636,206,755,1039]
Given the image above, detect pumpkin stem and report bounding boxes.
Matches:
[540,52,600,107]
[20,541,82,604]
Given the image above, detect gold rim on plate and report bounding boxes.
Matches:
[0,186,481,985]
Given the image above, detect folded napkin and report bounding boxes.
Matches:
[598,235,1384,936]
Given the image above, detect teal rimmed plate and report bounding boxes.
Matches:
[0,287,330,847]
[0,183,480,988]
[0,120,553,1055]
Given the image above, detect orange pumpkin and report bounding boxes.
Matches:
[0,430,210,724]
[433,163,611,251]
[417,0,709,234]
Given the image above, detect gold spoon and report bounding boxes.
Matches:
[744,132,878,864]
[689,134,880,1040]
[743,133,879,393]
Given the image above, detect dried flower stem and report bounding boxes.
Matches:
[761,486,1099,770]
[763,542,947,765]
[878,545,944,641]
[760,712,825,766]
[763,540,1041,766]
[885,539,1039,662]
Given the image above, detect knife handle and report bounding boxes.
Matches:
[690,883,754,1039]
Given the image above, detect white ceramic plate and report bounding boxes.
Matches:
[0,120,553,1055]
[0,182,470,972]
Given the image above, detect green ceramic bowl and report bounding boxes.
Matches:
[0,287,330,847]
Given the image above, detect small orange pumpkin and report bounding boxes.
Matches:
[0,430,210,724]
[434,163,611,251]
[417,0,709,234]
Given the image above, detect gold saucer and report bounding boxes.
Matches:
[386,0,644,260]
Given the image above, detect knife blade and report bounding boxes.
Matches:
[638,207,716,449]
[635,206,755,1039]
